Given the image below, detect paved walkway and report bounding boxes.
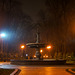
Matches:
[0,62,74,75]
[19,66,72,75]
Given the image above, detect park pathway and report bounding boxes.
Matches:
[0,62,74,75]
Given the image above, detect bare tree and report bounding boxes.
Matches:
[0,0,33,55]
[37,0,75,58]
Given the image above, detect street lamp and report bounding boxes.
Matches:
[46,55,48,58]
[47,45,51,49]
[40,49,43,53]
[46,45,52,58]
[40,49,43,59]
[0,33,6,38]
[21,45,25,49]
[43,54,48,58]
[21,45,25,57]
[0,33,6,53]
[34,55,36,58]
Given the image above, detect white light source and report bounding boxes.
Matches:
[26,54,28,56]
[1,33,6,38]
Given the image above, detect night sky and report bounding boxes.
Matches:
[19,0,45,21]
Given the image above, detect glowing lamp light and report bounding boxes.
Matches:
[26,54,28,56]
[47,45,51,49]
[40,49,43,53]
[46,55,48,58]
[0,33,6,38]
[34,55,36,58]
[43,55,48,58]
[21,45,25,49]
[43,56,45,58]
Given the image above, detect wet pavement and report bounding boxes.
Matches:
[0,62,74,75]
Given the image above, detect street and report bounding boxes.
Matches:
[0,62,74,75]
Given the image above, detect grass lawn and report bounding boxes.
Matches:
[71,69,75,72]
[0,69,15,75]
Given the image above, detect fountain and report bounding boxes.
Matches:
[26,30,46,60]
[10,25,66,65]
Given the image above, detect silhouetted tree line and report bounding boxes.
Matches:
[37,0,75,58]
[0,0,75,59]
[0,0,34,56]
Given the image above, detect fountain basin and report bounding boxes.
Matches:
[26,43,46,48]
[10,59,66,65]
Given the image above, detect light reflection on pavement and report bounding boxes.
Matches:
[0,62,74,75]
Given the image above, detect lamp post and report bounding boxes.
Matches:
[46,45,52,58]
[0,33,6,53]
[21,45,25,58]
[47,45,51,49]
[40,49,43,59]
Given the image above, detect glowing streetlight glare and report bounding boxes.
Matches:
[34,55,36,58]
[46,55,48,58]
[40,49,43,53]
[47,45,51,49]
[0,33,6,37]
[21,45,25,49]
[43,56,45,58]
[43,55,48,58]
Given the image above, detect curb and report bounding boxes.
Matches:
[10,69,21,75]
[66,69,75,74]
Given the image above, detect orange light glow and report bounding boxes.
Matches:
[34,55,36,58]
[47,45,51,49]
[40,49,43,53]
[43,54,48,58]
[21,45,25,49]
[43,56,45,58]
[46,55,48,58]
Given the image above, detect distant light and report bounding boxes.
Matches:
[34,55,36,58]
[43,55,48,58]
[46,55,48,58]
[0,33,6,38]
[26,54,28,56]
[68,56,71,58]
[40,49,43,53]
[43,56,45,58]
[21,45,25,49]
[47,45,51,49]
